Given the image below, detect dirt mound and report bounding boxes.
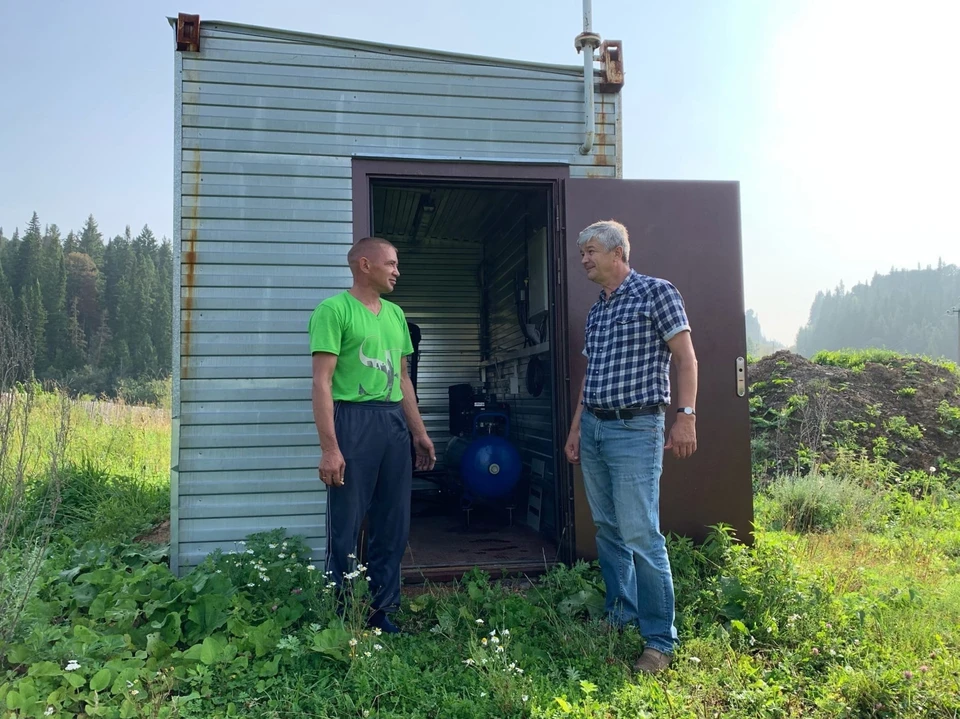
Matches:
[135,518,170,545]
[748,350,960,481]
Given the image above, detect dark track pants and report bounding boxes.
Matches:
[325,400,412,614]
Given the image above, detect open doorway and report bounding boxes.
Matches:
[369,179,567,581]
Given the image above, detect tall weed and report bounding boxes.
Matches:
[761,472,884,532]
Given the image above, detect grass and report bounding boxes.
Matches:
[812,348,960,376]
[15,388,170,482]
[1,390,959,718]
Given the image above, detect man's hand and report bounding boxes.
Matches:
[319,448,346,487]
[564,426,581,465]
[665,416,697,459]
[413,433,436,471]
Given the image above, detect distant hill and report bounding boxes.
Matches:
[746,309,786,359]
[796,262,960,362]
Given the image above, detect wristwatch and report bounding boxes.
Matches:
[677,407,695,416]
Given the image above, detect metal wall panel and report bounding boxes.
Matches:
[172,19,621,571]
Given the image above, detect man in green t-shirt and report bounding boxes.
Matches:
[308,236,435,634]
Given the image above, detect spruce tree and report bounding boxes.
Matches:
[79,215,105,269]
[41,225,67,371]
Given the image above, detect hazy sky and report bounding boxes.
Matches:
[1,1,957,344]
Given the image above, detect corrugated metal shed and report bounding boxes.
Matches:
[170,18,622,573]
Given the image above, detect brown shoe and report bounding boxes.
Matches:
[633,647,673,674]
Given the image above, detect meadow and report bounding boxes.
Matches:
[1,360,959,718]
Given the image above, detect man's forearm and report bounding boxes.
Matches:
[674,355,698,410]
[400,376,427,437]
[312,380,339,452]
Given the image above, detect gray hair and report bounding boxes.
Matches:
[576,220,630,263]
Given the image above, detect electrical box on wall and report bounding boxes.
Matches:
[527,227,549,321]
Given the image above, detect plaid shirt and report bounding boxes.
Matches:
[582,270,690,410]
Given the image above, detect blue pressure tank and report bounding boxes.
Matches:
[444,412,522,500]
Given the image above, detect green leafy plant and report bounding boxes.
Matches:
[936,400,960,435]
[884,415,923,441]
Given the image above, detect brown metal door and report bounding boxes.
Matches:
[563,179,753,556]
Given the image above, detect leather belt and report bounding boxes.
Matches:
[585,404,664,420]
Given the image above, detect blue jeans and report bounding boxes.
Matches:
[579,409,678,655]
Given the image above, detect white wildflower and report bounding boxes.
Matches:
[216,570,222,574]
[522,695,529,703]
[130,690,139,697]
[496,646,504,653]
[491,636,500,645]
[463,658,475,666]
[929,466,937,473]
[278,553,286,559]
[310,623,322,632]
[238,541,246,545]
[480,692,487,698]
[374,644,383,651]
[502,629,510,636]
[364,651,372,658]
[363,712,370,718]
[372,627,382,637]
[689,656,702,664]
[247,582,255,588]
[246,549,254,555]
[269,543,277,549]
[307,564,316,571]
[126,681,134,688]
[349,638,358,647]
[45,708,55,717]
[489,629,497,637]
[64,660,80,672]
[357,563,367,572]
[475,619,484,625]
[347,553,357,559]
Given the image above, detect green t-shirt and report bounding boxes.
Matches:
[308,291,414,403]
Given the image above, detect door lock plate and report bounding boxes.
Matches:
[736,357,746,397]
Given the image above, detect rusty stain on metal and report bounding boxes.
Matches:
[180,147,201,378]
[599,40,624,93]
[176,13,201,53]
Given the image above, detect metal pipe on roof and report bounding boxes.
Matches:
[575,0,601,155]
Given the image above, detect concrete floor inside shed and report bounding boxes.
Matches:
[400,496,559,582]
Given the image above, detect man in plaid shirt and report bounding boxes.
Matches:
[564,220,699,675]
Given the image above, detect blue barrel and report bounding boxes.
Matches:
[444,412,521,499]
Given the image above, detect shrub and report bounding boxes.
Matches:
[762,472,883,533]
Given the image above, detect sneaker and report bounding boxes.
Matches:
[366,609,401,634]
[633,647,673,674]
